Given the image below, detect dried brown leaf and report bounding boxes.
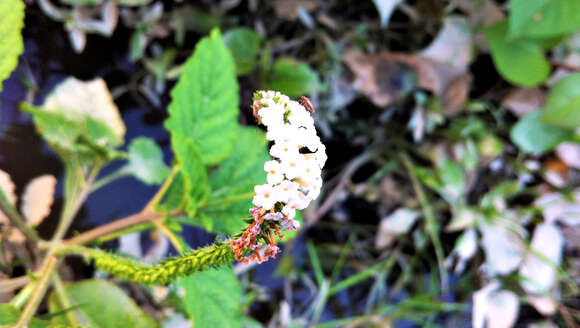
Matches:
[20,175,57,226]
[420,16,473,69]
[344,50,460,106]
[0,169,17,224]
[442,73,472,116]
[502,87,545,117]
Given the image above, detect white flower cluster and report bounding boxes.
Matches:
[252,90,327,228]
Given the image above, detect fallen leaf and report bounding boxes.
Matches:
[526,295,557,316]
[546,53,580,86]
[43,77,126,141]
[543,157,570,188]
[272,0,317,21]
[555,142,580,169]
[502,87,545,117]
[535,190,580,226]
[20,175,57,226]
[344,50,465,106]
[519,223,564,294]
[442,73,472,116]
[481,223,524,275]
[420,16,473,69]
[0,169,17,224]
[376,208,420,249]
[473,282,519,328]
[445,206,481,232]
[457,0,504,27]
[446,228,478,273]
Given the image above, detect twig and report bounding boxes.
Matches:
[308,151,373,226]
[400,153,448,290]
[63,210,164,246]
[0,275,31,295]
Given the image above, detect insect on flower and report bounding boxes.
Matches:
[231,91,327,264]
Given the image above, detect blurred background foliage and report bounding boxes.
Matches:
[1,0,580,327]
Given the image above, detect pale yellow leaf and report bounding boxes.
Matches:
[0,169,17,224]
[20,175,57,226]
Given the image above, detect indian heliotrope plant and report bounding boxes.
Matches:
[230,90,327,264]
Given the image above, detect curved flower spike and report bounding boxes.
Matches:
[231,91,327,264]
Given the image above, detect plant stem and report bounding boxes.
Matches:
[63,210,164,246]
[0,189,40,243]
[13,256,57,328]
[400,153,449,290]
[143,165,180,212]
[52,273,81,327]
[9,281,35,309]
[90,167,131,192]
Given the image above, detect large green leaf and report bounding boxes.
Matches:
[224,28,261,75]
[197,126,269,234]
[48,279,158,328]
[484,20,550,87]
[0,0,25,91]
[508,0,580,39]
[267,58,322,97]
[178,266,242,328]
[165,28,239,165]
[511,111,575,153]
[540,73,580,129]
[124,137,170,185]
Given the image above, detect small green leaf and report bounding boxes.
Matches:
[484,20,550,86]
[165,28,239,165]
[437,159,466,203]
[224,28,261,75]
[0,0,25,92]
[156,172,186,212]
[48,279,158,328]
[125,137,170,185]
[508,0,580,39]
[197,126,269,234]
[540,73,580,129]
[511,111,575,153]
[267,58,321,97]
[178,266,242,328]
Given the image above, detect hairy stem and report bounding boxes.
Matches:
[57,243,235,285]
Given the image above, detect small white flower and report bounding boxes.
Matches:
[258,103,285,127]
[275,180,300,202]
[266,123,299,143]
[264,160,284,184]
[281,157,305,179]
[270,140,300,161]
[301,158,321,181]
[252,184,277,210]
[287,101,314,127]
[282,203,297,219]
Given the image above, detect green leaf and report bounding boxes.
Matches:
[511,111,575,153]
[508,0,580,39]
[484,20,550,86]
[0,304,19,325]
[197,126,269,234]
[540,73,580,129]
[48,279,158,328]
[174,135,210,218]
[125,137,170,185]
[437,159,466,203]
[156,172,186,212]
[178,266,242,328]
[224,28,261,75]
[267,58,321,97]
[0,0,25,92]
[165,28,239,166]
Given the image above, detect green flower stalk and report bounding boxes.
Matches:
[57,242,235,285]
